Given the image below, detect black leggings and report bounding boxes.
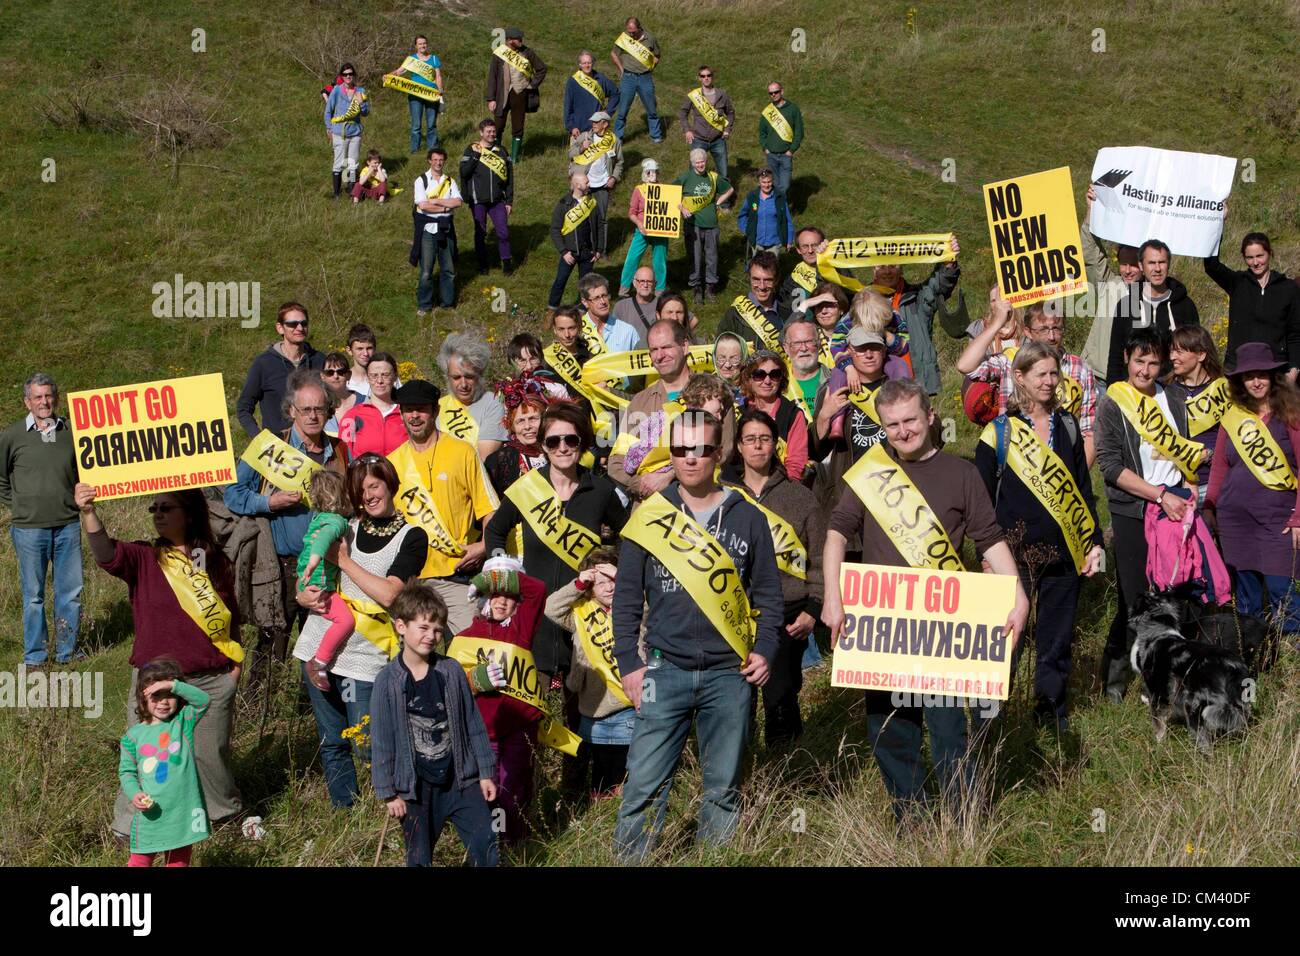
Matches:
[1105,510,1149,662]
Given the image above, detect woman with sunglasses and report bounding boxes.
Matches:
[484,401,628,681]
[338,351,406,458]
[74,484,245,839]
[324,62,369,199]
[721,408,824,746]
[321,352,358,439]
[293,455,429,808]
[740,350,807,482]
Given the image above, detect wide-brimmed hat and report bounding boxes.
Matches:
[1228,342,1287,377]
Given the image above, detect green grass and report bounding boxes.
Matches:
[1,0,1298,866]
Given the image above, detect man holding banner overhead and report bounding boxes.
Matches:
[226,370,347,672]
[383,35,444,153]
[612,408,784,859]
[822,378,1028,824]
[485,27,547,164]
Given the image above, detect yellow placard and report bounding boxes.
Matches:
[983,166,1086,307]
[640,183,683,239]
[70,373,236,501]
[831,563,1015,701]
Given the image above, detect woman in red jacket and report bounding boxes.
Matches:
[338,352,407,457]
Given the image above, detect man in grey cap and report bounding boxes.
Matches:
[486,27,548,164]
[567,110,623,256]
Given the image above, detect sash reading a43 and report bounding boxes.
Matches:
[240,430,320,505]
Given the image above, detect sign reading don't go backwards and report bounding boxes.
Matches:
[640,183,683,238]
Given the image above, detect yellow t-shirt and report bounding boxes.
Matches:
[388,437,499,579]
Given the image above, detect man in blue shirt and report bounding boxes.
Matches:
[579,273,643,352]
[737,167,794,266]
[564,51,620,138]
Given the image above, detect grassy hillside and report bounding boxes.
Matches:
[1,0,1298,866]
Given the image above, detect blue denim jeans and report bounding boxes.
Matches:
[613,657,752,860]
[615,72,663,142]
[1234,569,1300,635]
[12,521,83,664]
[302,663,374,808]
[865,690,975,824]
[418,229,456,309]
[766,151,793,197]
[408,96,439,153]
[698,135,729,183]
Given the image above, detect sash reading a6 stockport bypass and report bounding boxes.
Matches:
[69,373,236,501]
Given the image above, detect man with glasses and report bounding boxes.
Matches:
[783,317,827,424]
[612,409,783,859]
[226,370,348,674]
[956,297,1098,465]
[674,148,734,304]
[759,82,803,199]
[413,147,463,316]
[579,273,640,353]
[678,65,735,204]
[236,301,326,438]
[717,251,791,349]
[613,266,658,343]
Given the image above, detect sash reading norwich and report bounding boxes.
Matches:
[1220,405,1297,492]
[1185,377,1230,437]
[476,147,509,182]
[614,32,658,71]
[158,548,243,664]
[572,599,633,707]
[1106,382,1205,483]
[504,469,602,571]
[688,88,727,132]
[816,233,956,291]
[387,443,466,558]
[240,430,320,505]
[573,132,617,166]
[492,44,534,81]
[437,395,479,447]
[446,635,583,755]
[561,195,598,236]
[979,416,1096,572]
[844,443,963,570]
[620,493,757,661]
[761,102,794,143]
[571,70,607,106]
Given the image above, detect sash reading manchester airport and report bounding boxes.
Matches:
[387,443,467,559]
[561,194,598,236]
[1220,405,1297,492]
[504,469,601,571]
[761,102,794,143]
[491,44,534,81]
[382,56,441,103]
[1185,377,1231,436]
[446,635,583,755]
[572,599,633,707]
[815,233,956,292]
[71,373,236,501]
[158,547,243,664]
[477,146,509,182]
[1106,382,1205,482]
[843,443,963,570]
[730,295,784,352]
[983,166,1086,307]
[437,395,479,446]
[621,493,757,661]
[979,416,1096,572]
[832,563,1014,700]
[614,31,658,71]
[732,487,807,580]
[241,429,321,505]
[573,131,617,166]
[571,70,607,107]
[688,88,727,132]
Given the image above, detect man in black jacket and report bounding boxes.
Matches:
[236,302,325,437]
[1105,239,1200,382]
[612,410,783,859]
[459,118,515,275]
[547,171,601,315]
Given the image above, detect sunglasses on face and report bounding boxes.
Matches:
[322,368,348,377]
[749,368,784,382]
[356,453,384,464]
[148,503,178,514]
[699,73,712,78]
[768,90,782,96]
[281,320,308,329]
[544,434,582,450]
[670,444,717,458]
[342,72,355,77]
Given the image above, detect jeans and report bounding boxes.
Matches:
[766,151,793,196]
[401,776,498,867]
[687,224,719,288]
[471,202,512,266]
[613,657,753,860]
[615,72,663,142]
[865,689,975,824]
[408,96,439,153]
[697,135,729,182]
[303,663,374,808]
[418,229,456,309]
[801,628,823,669]
[619,232,668,290]
[12,521,83,664]
[549,252,595,308]
[1234,569,1300,636]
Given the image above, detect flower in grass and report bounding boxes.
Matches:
[398,360,424,382]
[341,713,370,749]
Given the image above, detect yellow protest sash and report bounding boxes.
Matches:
[761,102,794,143]
[791,261,818,293]
[437,395,479,447]
[610,399,686,476]
[581,312,608,357]
[492,44,534,81]
[338,593,400,658]
[688,88,727,132]
[730,295,784,352]
[731,486,806,580]
[1220,405,1297,492]
[571,70,607,105]
[387,443,466,558]
[573,131,616,166]
[844,443,963,570]
[476,145,509,182]
[819,234,956,269]
[620,493,757,660]
[817,328,835,369]
[847,383,882,423]
[504,469,602,571]
[561,195,597,236]
[681,172,718,214]
[384,73,441,102]
[158,548,243,664]
[1185,377,1231,437]
[1057,372,1083,417]
[614,31,657,71]
[582,346,715,399]
[401,55,438,85]
[543,344,618,438]
[572,598,633,707]
[979,416,1096,572]
[1106,382,1205,483]
[331,90,367,123]
[241,430,320,505]
[446,635,583,755]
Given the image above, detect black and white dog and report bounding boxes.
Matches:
[1128,592,1252,754]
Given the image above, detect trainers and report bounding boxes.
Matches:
[416,308,430,317]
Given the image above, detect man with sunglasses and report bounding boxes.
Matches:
[612,409,784,859]
[236,301,326,439]
[759,82,803,199]
[677,66,735,192]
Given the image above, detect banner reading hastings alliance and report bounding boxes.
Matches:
[831,563,1015,701]
[70,373,236,501]
[1088,146,1236,258]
